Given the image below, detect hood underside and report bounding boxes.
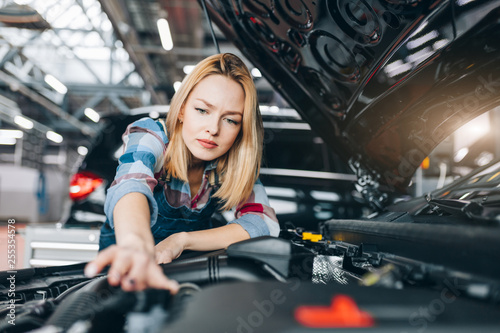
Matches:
[206,0,500,199]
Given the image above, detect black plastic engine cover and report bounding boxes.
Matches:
[161,280,500,332]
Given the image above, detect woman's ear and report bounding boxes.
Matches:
[178,108,184,123]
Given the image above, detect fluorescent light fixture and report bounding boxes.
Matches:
[385,60,404,73]
[14,115,34,129]
[183,65,195,75]
[173,81,182,92]
[476,152,494,166]
[0,137,16,145]
[264,187,296,198]
[454,147,469,163]
[269,106,279,113]
[0,129,23,139]
[77,146,88,156]
[385,62,413,78]
[44,74,68,94]
[84,107,100,123]
[46,131,63,143]
[311,190,342,202]
[405,46,434,64]
[407,30,439,50]
[263,121,311,130]
[268,199,298,215]
[251,68,262,78]
[157,18,173,51]
[457,0,476,6]
[433,39,449,51]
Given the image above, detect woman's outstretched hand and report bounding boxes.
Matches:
[84,244,179,293]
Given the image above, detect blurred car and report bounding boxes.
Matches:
[2,0,500,332]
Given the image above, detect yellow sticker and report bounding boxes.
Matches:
[487,172,500,182]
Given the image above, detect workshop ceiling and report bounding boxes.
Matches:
[0,0,272,162]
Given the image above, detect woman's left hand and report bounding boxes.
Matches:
[155,232,188,264]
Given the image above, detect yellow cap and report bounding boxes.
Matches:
[302,232,323,242]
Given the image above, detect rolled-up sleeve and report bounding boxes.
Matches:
[229,180,280,237]
[104,118,168,228]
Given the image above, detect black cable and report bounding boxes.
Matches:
[55,278,95,301]
[201,0,220,54]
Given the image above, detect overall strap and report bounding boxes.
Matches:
[156,167,170,186]
[208,169,220,187]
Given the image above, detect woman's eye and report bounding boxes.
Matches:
[225,118,239,125]
[196,108,207,114]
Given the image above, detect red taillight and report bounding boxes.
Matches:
[69,171,104,201]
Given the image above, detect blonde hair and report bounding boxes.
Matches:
[164,53,263,211]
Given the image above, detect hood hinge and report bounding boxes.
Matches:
[349,157,388,212]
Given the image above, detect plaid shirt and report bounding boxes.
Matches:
[104,117,280,238]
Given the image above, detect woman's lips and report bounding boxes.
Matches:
[197,139,218,149]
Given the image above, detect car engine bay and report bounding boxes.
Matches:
[2,220,500,332]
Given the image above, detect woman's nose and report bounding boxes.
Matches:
[206,118,219,135]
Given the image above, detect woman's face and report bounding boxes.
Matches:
[180,74,245,165]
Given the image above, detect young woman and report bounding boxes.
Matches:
[84,53,279,292]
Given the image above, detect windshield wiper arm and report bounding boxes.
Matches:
[428,198,500,223]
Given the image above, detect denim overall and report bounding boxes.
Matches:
[99,168,221,250]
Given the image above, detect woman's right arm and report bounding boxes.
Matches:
[84,192,179,292]
[84,118,178,292]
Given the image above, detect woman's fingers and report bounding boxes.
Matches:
[84,245,118,278]
[147,264,179,293]
[107,250,133,286]
[85,244,178,292]
[122,251,151,291]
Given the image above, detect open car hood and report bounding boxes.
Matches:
[206,0,500,208]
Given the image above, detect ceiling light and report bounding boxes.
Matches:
[77,146,88,156]
[251,68,262,78]
[183,65,195,75]
[454,147,469,163]
[0,129,23,139]
[475,152,494,166]
[149,111,160,119]
[14,115,33,129]
[46,131,63,143]
[457,0,475,6]
[44,74,68,94]
[0,137,16,145]
[173,81,182,91]
[84,107,100,123]
[157,18,173,51]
